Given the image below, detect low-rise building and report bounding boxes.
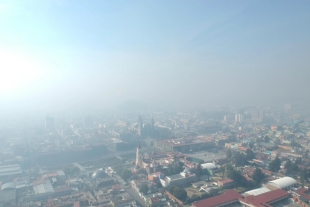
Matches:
[265,176,297,190]
[160,171,197,187]
[109,192,133,207]
[239,189,290,207]
[217,178,234,189]
[192,190,241,207]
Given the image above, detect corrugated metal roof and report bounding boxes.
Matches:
[244,187,270,196]
[268,176,296,189]
[201,163,216,169]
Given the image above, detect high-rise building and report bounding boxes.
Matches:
[45,116,55,130]
[135,145,142,167]
[251,110,264,123]
[224,115,235,122]
[235,114,243,123]
[138,115,143,136]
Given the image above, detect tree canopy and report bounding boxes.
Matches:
[269,157,281,172]
[226,149,232,159]
[195,164,202,178]
[252,168,265,184]
[225,164,247,187]
[233,151,248,166]
[168,186,187,201]
[63,166,80,176]
[246,149,255,160]
[140,183,149,194]
[120,169,132,181]
[166,156,184,176]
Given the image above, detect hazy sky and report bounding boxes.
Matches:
[0,0,310,111]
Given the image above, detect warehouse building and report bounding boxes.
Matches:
[266,177,297,190]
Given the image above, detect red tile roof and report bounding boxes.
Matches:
[295,188,310,202]
[32,179,46,186]
[192,190,241,207]
[47,172,58,177]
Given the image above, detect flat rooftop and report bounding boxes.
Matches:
[167,174,184,180]
[184,151,226,162]
[272,198,302,207]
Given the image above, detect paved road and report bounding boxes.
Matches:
[125,187,148,207]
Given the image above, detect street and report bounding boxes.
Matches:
[125,187,148,207]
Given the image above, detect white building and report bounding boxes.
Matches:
[266,176,297,190]
[235,114,243,123]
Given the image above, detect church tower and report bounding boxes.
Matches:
[135,145,143,167]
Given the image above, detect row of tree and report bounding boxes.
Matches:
[219,164,265,187]
[62,166,80,176]
[166,156,184,176]
[268,157,281,172]
[225,164,248,187]
[187,192,211,203]
[114,165,133,181]
[226,149,255,167]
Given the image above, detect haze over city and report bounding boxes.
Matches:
[1,0,310,112]
[2,1,310,207]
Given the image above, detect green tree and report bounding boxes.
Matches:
[168,186,187,201]
[248,142,254,149]
[252,168,265,184]
[195,164,202,179]
[219,166,225,178]
[167,164,174,176]
[264,136,270,143]
[200,193,209,199]
[300,169,308,188]
[225,164,247,187]
[63,166,80,176]
[284,160,293,175]
[277,126,283,131]
[70,166,80,175]
[191,194,200,202]
[269,157,281,172]
[233,151,248,166]
[284,160,292,170]
[295,158,302,165]
[156,181,162,188]
[226,149,233,159]
[140,183,149,194]
[121,169,132,181]
[246,149,255,161]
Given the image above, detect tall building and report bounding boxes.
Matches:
[135,145,143,167]
[251,110,264,123]
[235,114,243,123]
[138,115,143,136]
[224,115,235,122]
[45,116,55,130]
